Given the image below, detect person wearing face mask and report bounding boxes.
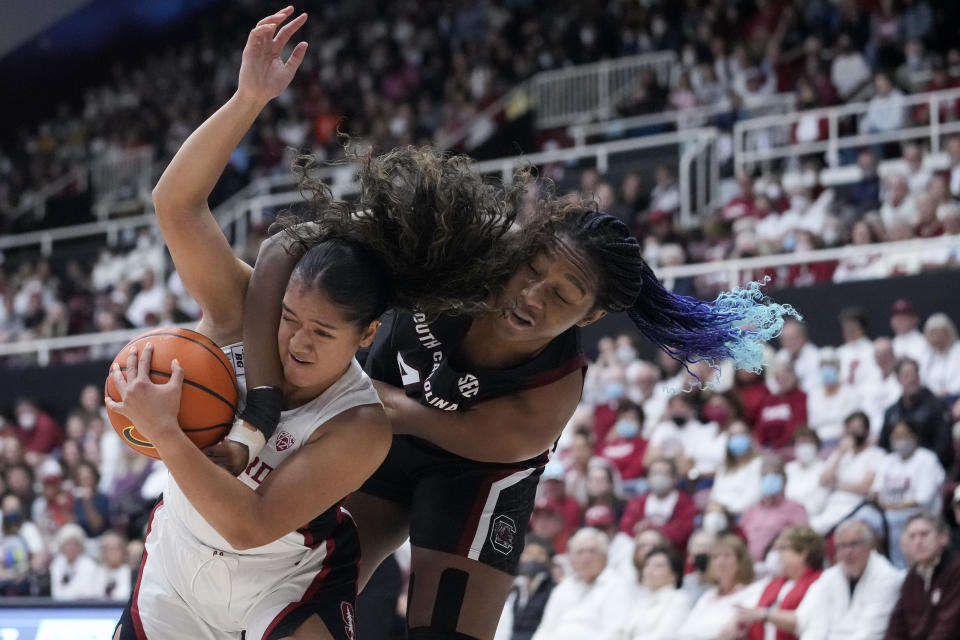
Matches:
[784,428,829,519]
[806,348,862,447]
[754,364,808,451]
[619,457,697,551]
[591,367,629,443]
[683,530,718,606]
[739,456,809,562]
[733,527,825,640]
[879,357,952,467]
[710,423,764,516]
[871,421,945,569]
[12,398,64,465]
[597,402,648,486]
[645,394,725,486]
[618,546,691,640]
[811,411,886,535]
[494,535,556,640]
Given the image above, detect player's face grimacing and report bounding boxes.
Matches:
[493,239,605,343]
[277,278,378,403]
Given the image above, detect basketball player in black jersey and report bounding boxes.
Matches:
[234,172,796,640]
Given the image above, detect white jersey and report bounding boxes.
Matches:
[164,342,381,555]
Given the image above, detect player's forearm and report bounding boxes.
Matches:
[243,233,301,390]
[153,92,267,214]
[152,423,266,549]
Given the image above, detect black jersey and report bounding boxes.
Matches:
[365,310,587,413]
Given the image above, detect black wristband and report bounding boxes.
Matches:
[239,386,283,441]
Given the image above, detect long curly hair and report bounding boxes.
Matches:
[274,146,551,317]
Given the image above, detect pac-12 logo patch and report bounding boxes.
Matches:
[458,374,480,398]
[274,430,295,452]
[490,514,517,555]
[341,601,356,639]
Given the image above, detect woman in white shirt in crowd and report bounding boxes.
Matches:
[784,427,829,519]
[709,421,763,516]
[871,420,946,568]
[50,523,102,601]
[619,545,691,640]
[805,347,862,447]
[921,312,960,397]
[676,534,765,639]
[810,411,886,535]
[531,527,633,640]
[645,393,727,485]
[832,221,890,283]
[683,529,717,606]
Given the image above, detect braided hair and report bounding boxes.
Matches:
[554,209,800,379]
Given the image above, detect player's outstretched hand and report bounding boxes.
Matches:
[237,6,308,105]
[105,344,184,444]
[204,439,250,476]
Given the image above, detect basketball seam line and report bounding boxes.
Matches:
[117,366,237,413]
[125,329,236,390]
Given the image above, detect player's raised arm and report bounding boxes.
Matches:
[152,7,308,339]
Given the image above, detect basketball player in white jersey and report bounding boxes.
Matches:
[105,9,393,639]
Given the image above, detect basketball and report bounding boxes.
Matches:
[105,327,238,459]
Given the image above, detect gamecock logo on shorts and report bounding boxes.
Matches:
[274,430,295,452]
[490,514,517,555]
[341,601,356,639]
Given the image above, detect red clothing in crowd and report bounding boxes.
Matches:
[619,490,697,551]
[753,388,808,449]
[592,403,619,443]
[15,411,64,454]
[596,436,648,481]
[746,567,822,640]
[737,381,772,427]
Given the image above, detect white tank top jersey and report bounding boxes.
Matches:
[163,342,381,556]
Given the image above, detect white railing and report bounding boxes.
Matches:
[6,234,959,366]
[90,146,155,220]
[568,93,796,147]
[534,52,676,130]
[733,86,960,174]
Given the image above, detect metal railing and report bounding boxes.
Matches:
[568,93,796,147]
[6,233,959,366]
[733,86,960,174]
[533,52,676,130]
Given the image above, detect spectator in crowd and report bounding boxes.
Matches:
[618,545,691,640]
[683,529,717,606]
[596,401,647,487]
[833,221,890,283]
[775,318,821,393]
[0,495,32,595]
[583,504,635,581]
[676,534,764,639]
[837,307,881,390]
[0,493,44,560]
[865,338,904,438]
[531,528,632,640]
[530,499,571,556]
[12,398,64,463]
[795,519,903,639]
[880,357,952,467]
[739,456,810,562]
[49,523,101,601]
[786,427,830,519]
[880,175,915,230]
[649,166,681,216]
[646,393,725,482]
[860,72,906,140]
[496,535,556,640]
[838,150,882,218]
[885,513,960,639]
[3,463,36,519]
[812,412,886,535]
[30,461,75,545]
[585,457,627,522]
[702,503,742,540]
[872,420,945,568]
[564,429,593,506]
[710,422,763,516]
[535,462,583,541]
[124,270,166,328]
[734,526,825,640]
[921,313,960,397]
[754,363,808,450]
[807,347,862,446]
[71,461,109,538]
[624,360,666,432]
[620,457,696,551]
[97,530,130,602]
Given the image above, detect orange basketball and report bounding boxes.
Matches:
[105,327,239,459]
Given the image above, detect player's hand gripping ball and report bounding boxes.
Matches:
[105,328,238,459]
